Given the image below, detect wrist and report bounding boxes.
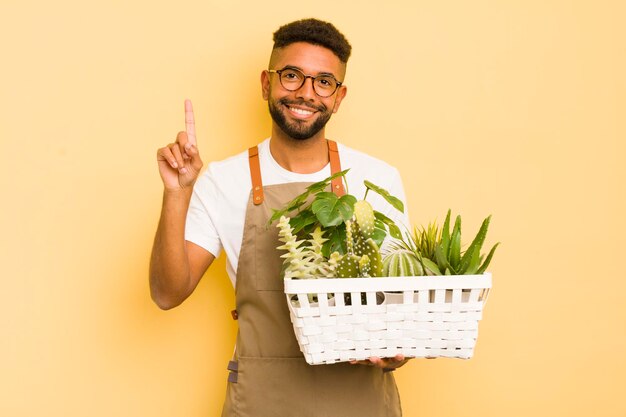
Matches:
[163,186,194,202]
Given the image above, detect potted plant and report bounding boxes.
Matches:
[270,170,497,365]
[382,210,499,303]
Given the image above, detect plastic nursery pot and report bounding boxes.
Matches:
[343,291,385,306]
[382,289,474,304]
[290,293,336,308]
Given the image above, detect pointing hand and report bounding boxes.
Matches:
[157,99,204,191]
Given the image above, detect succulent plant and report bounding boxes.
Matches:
[385,209,499,276]
[274,172,498,280]
[277,217,334,279]
[435,210,499,275]
[382,250,424,276]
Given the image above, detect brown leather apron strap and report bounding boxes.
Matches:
[248,141,344,203]
[248,146,264,205]
[327,140,345,196]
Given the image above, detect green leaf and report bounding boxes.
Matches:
[267,169,350,227]
[421,257,442,276]
[306,169,349,194]
[267,194,309,226]
[387,223,402,240]
[434,243,449,272]
[311,193,356,227]
[441,209,451,256]
[290,210,318,234]
[371,218,387,247]
[374,211,402,239]
[459,215,491,274]
[307,169,350,191]
[306,181,329,195]
[363,180,404,213]
[477,242,500,274]
[322,225,347,257]
[449,217,462,269]
[268,208,284,227]
[463,248,481,275]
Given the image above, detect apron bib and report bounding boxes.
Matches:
[221,141,402,417]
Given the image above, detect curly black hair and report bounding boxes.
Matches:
[273,18,352,63]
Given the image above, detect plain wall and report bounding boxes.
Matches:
[1,1,624,416]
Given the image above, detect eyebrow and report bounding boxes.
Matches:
[282,65,338,79]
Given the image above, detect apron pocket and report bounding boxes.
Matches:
[223,357,400,417]
[227,356,316,417]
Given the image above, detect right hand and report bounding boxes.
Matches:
[157,99,204,191]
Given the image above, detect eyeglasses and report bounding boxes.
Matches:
[267,67,343,97]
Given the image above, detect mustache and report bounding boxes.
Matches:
[279,99,326,113]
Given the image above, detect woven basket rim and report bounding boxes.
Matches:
[284,272,492,294]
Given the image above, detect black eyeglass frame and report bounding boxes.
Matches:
[267,67,343,97]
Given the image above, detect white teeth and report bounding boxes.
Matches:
[289,106,314,115]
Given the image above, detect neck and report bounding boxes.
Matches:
[269,127,330,174]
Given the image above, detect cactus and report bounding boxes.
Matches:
[279,213,386,279]
[360,238,383,277]
[336,254,361,278]
[354,200,376,240]
[345,220,356,254]
[358,255,371,277]
[342,217,383,277]
[382,250,424,276]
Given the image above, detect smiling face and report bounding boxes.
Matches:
[261,42,348,141]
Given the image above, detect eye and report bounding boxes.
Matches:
[282,69,302,81]
[316,76,336,89]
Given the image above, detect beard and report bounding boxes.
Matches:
[268,97,333,140]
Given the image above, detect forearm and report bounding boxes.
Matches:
[149,187,194,309]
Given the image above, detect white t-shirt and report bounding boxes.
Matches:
[185,138,410,287]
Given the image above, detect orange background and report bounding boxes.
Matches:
[1,1,624,416]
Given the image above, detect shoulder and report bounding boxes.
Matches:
[205,148,249,177]
[336,142,401,180]
[336,141,405,203]
[193,143,257,198]
[336,141,409,228]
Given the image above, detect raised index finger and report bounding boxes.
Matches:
[184,99,196,146]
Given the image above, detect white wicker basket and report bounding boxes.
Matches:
[284,273,492,365]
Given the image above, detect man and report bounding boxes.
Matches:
[150,18,410,416]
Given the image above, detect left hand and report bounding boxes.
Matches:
[349,354,411,370]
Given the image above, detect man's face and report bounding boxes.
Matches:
[262,42,348,141]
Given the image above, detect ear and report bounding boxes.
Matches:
[261,70,270,100]
[331,85,348,113]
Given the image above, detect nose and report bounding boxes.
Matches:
[295,75,316,100]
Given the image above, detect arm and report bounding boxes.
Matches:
[149,189,215,309]
[149,100,214,310]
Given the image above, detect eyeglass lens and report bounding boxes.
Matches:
[279,68,338,97]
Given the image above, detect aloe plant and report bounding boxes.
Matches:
[385,210,499,276]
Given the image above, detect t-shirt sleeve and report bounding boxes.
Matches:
[184,165,222,258]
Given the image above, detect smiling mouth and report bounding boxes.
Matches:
[289,106,315,116]
[284,103,319,119]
